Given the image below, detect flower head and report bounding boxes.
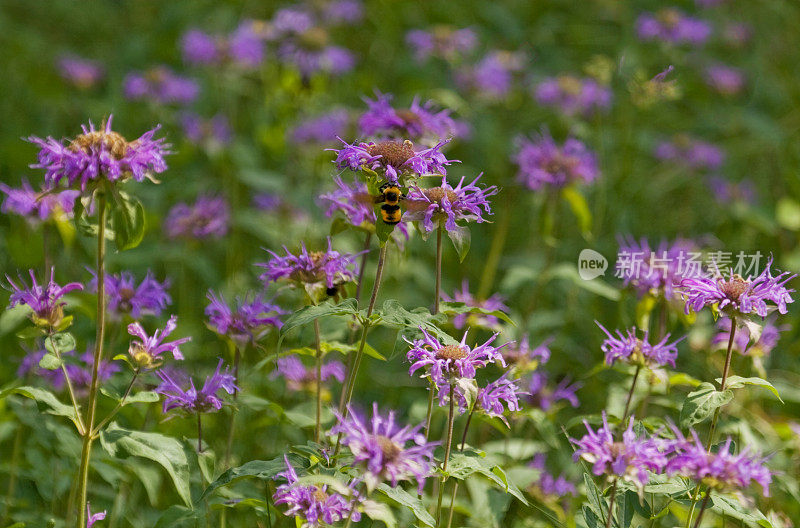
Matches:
[404,174,497,233]
[90,270,171,320]
[57,55,105,89]
[274,355,346,392]
[705,64,746,96]
[513,132,599,191]
[291,110,350,145]
[27,116,168,191]
[165,194,230,240]
[319,176,409,240]
[358,91,467,143]
[228,20,267,67]
[156,358,237,414]
[0,179,79,222]
[535,75,612,117]
[502,335,552,371]
[636,10,712,46]
[406,327,506,385]
[616,236,698,300]
[5,268,83,328]
[205,290,284,344]
[181,113,232,150]
[459,51,525,98]
[331,138,455,183]
[708,176,756,205]
[127,315,190,370]
[18,346,118,391]
[596,322,683,369]
[476,374,525,425]
[526,371,580,411]
[654,136,724,171]
[123,67,199,105]
[405,26,477,62]
[441,280,508,330]
[181,29,221,65]
[331,403,438,492]
[529,454,577,498]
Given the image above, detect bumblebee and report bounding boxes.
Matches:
[374,182,404,225]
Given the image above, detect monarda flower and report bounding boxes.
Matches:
[441,280,508,331]
[127,315,190,370]
[535,75,612,117]
[405,26,477,63]
[164,194,230,240]
[181,113,232,150]
[180,29,221,65]
[704,64,746,96]
[0,179,79,222]
[712,316,787,358]
[571,413,668,493]
[27,116,168,191]
[155,358,237,414]
[528,454,577,498]
[205,290,284,345]
[635,10,712,46]
[615,236,698,300]
[290,110,350,145]
[596,322,683,369]
[275,356,346,392]
[228,20,268,68]
[502,334,552,371]
[358,91,467,143]
[90,270,171,320]
[526,371,580,411]
[475,374,525,425]
[708,176,756,205]
[331,403,438,492]
[122,67,199,105]
[404,174,497,233]
[681,257,796,318]
[273,455,360,527]
[257,237,361,301]
[57,55,105,89]
[17,346,118,392]
[654,136,724,171]
[513,132,599,191]
[332,138,455,183]
[458,50,525,98]
[5,268,83,329]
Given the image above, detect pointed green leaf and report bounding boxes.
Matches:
[680,382,733,428]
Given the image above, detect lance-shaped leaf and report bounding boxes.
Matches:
[680,382,733,428]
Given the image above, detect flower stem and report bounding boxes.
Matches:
[477,203,510,300]
[76,192,108,528]
[605,479,618,528]
[354,233,372,305]
[314,319,323,444]
[92,370,139,435]
[224,346,242,468]
[621,365,641,425]
[197,412,203,453]
[692,492,711,528]
[707,316,736,451]
[435,381,457,527]
[445,405,476,528]
[424,380,435,442]
[434,226,443,314]
[48,329,86,434]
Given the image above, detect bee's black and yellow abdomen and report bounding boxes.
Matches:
[376,182,404,225]
[380,204,402,225]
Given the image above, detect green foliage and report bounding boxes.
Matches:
[679,382,734,428]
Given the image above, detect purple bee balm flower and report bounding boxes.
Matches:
[156,358,237,414]
[358,91,467,143]
[331,137,456,183]
[229,20,267,67]
[529,454,577,497]
[123,67,199,105]
[636,10,712,46]
[252,192,282,212]
[319,176,410,240]
[57,55,104,89]
[654,136,725,171]
[405,26,477,63]
[615,236,698,300]
[291,110,350,145]
[181,113,232,149]
[0,179,79,222]
[272,7,315,36]
[406,327,507,385]
[274,355,346,392]
[323,0,364,24]
[666,429,771,495]
[205,290,284,344]
[404,174,497,233]
[712,316,787,358]
[708,176,756,205]
[502,335,553,370]
[86,502,106,528]
[460,51,525,98]
[181,29,220,65]
[273,455,360,526]
[526,371,580,411]
[27,116,168,191]
[535,75,613,117]
[257,237,362,299]
[705,64,746,96]
[5,268,83,328]
[681,256,796,318]
[441,280,508,330]
[572,413,668,492]
[331,402,438,492]
[127,315,190,370]
[89,270,171,319]
[513,131,600,191]
[277,41,355,77]
[596,322,683,369]
[476,374,525,425]
[164,194,230,240]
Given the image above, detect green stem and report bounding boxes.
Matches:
[92,370,139,435]
[354,233,372,306]
[76,192,108,528]
[692,492,711,528]
[621,365,641,425]
[605,479,618,528]
[435,381,457,527]
[48,329,86,434]
[224,347,242,468]
[477,203,510,300]
[446,405,476,528]
[197,412,203,453]
[314,319,323,444]
[1,423,24,524]
[706,316,736,451]
[434,226,443,314]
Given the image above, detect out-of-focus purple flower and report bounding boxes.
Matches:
[27,116,168,191]
[441,280,508,330]
[526,371,580,411]
[290,110,350,144]
[476,374,524,425]
[123,67,199,105]
[535,75,612,117]
[712,316,787,358]
[65,348,121,388]
[86,502,106,528]
[127,315,190,369]
[90,270,171,320]
[459,51,525,98]
[705,64,746,96]
[205,290,284,344]
[358,91,468,143]
[332,138,456,183]
[572,413,668,493]
[273,455,360,526]
[529,454,577,497]
[274,355,346,392]
[272,7,315,35]
[502,335,552,370]
[636,10,712,46]
[324,0,364,24]
[696,0,725,7]
[181,113,232,149]
[331,402,438,492]
[17,347,66,389]
[404,174,497,233]
[513,132,600,191]
[181,29,221,65]
[708,176,757,205]
[156,358,237,414]
[229,20,267,67]
[252,192,282,212]
[616,236,698,300]
[681,256,796,318]
[406,26,477,63]
[57,55,105,89]
[596,322,683,368]
[666,428,771,495]
[723,23,752,47]
[164,194,230,240]
[19,346,118,392]
[5,268,83,328]
[0,179,79,222]
[406,327,506,385]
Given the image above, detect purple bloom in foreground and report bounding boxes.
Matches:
[273,455,360,526]
[535,75,612,117]
[654,136,724,171]
[90,270,171,319]
[513,132,600,191]
[572,413,668,493]
[406,327,506,385]
[123,67,199,105]
[5,268,83,328]
[406,26,477,63]
[636,10,711,46]
[705,64,746,96]
[127,315,190,369]
[404,174,497,233]
[441,280,508,330]
[359,91,467,143]
[0,179,79,221]
[205,290,284,344]
[596,322,683,369]
[331,403,438,492]
[332,137,455,183]
[291,110,350,145]
[477,374,525,425]
[57,55,105,89]
[27,116,168,191]
[156,358,237,414]
[86,502,106,528]
[526,371,581,411]
[275,356,346,392]
[165,194,230,240]
[681,257,796,318]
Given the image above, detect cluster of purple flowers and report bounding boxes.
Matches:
[164,194,230,240]
[596,322,683,369]
[405,26,478,63]
[654,136,725,171]
[57,55,105,89]
[332,137,455,183]
[156,358,237,415]
[404,174,497,233]
[525,371,581,412]
[535,75,612,117]
[708,176,756,205]
[5,268,83,329]
[513,132,600,191]
[90,270,171,320]
[616,236,697,300]
[290,110,350,145]
[358,91,468,143]
[123,67,199,106]
[0,180,79,222]
[441,280,508,331]
[18,347,118,393]
[180,21,267,68]
[205,290,284,345]
[274,356,345,392]
[528,454,577,498]
[636,10,712,46]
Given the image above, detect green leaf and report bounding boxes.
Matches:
[679,382,733,428]
[199,455,304,502]
[99,387,160,404]
[377,484,436,527]
[111,192,146,251]
[362,499,397,528]
[439,301,515,326]
[717,376,783,403]
[375,299,454,344]
[38,353,62,370]
[710,494,772,527]
[153,505,199,528]
[0,385,80,430]
[278,299,359,346]
[562,186,592,238]
[100,422,192,507]
[44,332,76,355]
[582,505,602,528]
[445,452,529,506]
[447,224,471,262]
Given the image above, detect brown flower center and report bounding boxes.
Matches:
[436,345,468,361]
[422,187,458,204]
[658,9,681,27]
[719,276,749,302]
[368,140,415,168]
[69,130,129,159]
[312,487,329,502]
[396,109,422,126]
[375,435,403,462]
[544,154,578,175]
